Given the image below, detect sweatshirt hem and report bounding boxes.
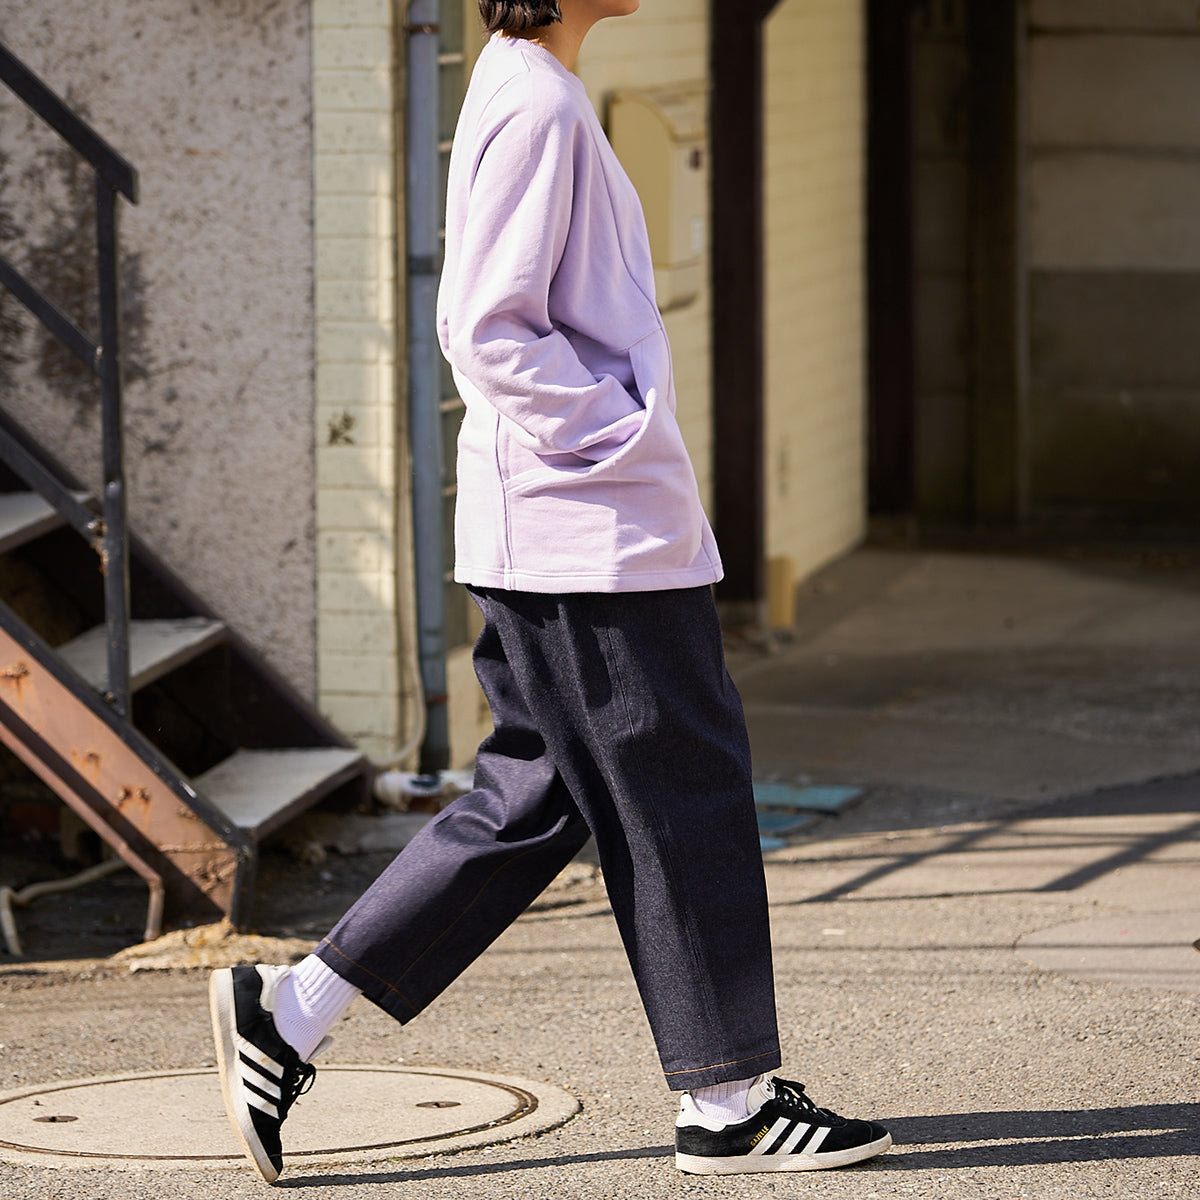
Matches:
[454,562,723,594]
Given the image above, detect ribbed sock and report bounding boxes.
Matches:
[272,954,362,1061]
[690,1076,756,1124]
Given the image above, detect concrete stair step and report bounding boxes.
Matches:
[195,747,366,838]
[58,617,227,693]
[0,490,90,554]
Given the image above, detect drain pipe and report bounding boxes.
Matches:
[405,0,450,772]
[1,858,128,958]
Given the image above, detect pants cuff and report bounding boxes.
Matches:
[662,1047,783,1093]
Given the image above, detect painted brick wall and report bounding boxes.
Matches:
[312,0,406,761]
[763,0,868,597]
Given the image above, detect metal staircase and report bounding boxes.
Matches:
[0,41,369,941]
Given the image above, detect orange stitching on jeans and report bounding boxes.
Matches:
[318,938,419,1016]
[663,1048,781,1077]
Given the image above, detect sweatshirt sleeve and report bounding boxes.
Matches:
[438,82,645,462]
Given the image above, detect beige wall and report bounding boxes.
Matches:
[0,0,318,693]
[311,0,410,762]
[763,0,868,605]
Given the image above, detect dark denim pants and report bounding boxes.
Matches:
[314,585,780,1091]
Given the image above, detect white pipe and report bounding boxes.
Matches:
[0,858,127,958]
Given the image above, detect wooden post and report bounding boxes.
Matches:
[710,0,780,622]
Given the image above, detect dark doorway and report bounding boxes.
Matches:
[866,0,917,518]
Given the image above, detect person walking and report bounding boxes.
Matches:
[209,0,891,1183]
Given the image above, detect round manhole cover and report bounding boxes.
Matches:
[0,1065,579,1170]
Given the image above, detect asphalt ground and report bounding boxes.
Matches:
[1,545,1198,1198]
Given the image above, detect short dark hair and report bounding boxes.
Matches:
[478,1,562,35]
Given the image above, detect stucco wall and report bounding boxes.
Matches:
[763,0,868,591]
[0,0,318,695]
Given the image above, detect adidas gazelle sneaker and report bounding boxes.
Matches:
[210,964,323,1183]
[675,1075,891,1174]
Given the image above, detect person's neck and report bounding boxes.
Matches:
[504,15,593,72]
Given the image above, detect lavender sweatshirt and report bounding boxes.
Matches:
[437,35,723,593]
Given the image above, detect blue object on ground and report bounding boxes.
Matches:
[755,810,818,835]
[753,782,864,814]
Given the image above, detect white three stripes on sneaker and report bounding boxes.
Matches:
[749,1117,831,1158]
[236,1035,285,1117]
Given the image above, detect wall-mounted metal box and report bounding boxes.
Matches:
[609,83,708,312]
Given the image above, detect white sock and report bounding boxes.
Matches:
[690,1076,756,1124]
[272,954,361,1061]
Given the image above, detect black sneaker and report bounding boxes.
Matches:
[210,964,322,1183]
[675,1075,892,1174]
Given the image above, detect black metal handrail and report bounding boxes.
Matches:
[0,44,137,202]
[0,38,139,716]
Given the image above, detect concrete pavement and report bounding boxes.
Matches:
[1,545,1197,1197]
